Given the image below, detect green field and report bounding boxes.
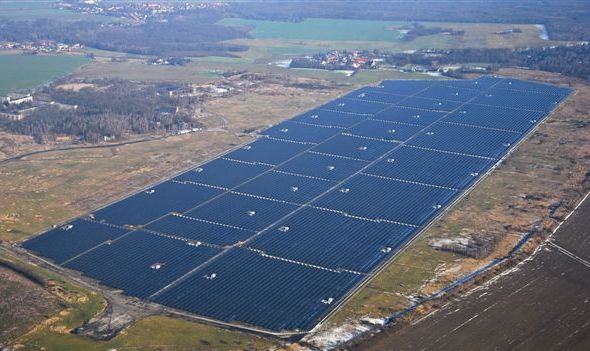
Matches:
[0,55,90,95]
[219,18,552,64]
[220,18,407,42]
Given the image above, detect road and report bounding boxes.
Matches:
[350,195,590,351]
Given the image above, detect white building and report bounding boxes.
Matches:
[1,93,33,106]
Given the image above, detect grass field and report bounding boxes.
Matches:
[220,18,554,63]
[74,56,431,86]
[219,18,408,42]
[0,55,90,95]
[20,316,275,351]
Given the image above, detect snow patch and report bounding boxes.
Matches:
[306,322,372,350]
[270,59,292,68]
[535,24,549,40]
[360,316,387,326]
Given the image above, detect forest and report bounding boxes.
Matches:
[375,44,590,80]
[0,81,200,143]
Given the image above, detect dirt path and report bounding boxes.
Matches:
[350,195,590,351]
[0,135,170,166]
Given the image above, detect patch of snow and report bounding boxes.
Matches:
[535,24,549,40]
[306,323,372,350]
[336,70,355,76]
[360,317,387,326]
[270,59,292,68]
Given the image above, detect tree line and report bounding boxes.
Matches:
[378,44,590,81]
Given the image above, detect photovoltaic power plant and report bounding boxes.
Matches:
[22,76,571,334]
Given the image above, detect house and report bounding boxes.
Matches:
[1,93,33,106]
[0,111,24,121]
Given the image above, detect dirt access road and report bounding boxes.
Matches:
[350,194,590,351]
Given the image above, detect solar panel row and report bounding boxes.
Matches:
[65,230,221,298]
[22,76,572,334]
[152,248,363,332]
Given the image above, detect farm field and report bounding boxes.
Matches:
[73,56,431,85]
[0,55,90,95]
[220,18,556,62]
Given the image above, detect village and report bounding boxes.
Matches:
[58,0,227,22]
[289,50,380,72]
[0,41,83,54]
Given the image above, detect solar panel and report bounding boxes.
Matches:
[23,76,571,334]
[249,207,415,272]
[417,85,480,102]
[173,158,270,188]
[364,146,493,189]
[224,138,309,166]
[377,80,434,95]
[397,96,464,112]
[262,121,342,144]
[495,79,572,96]
[22,219,129,264]
[472,87,567,112]
[92,181,224,226]
[436,76,503,90]
[313,174,457,226]
[65,231,221,298]
[185,193,298,231]
[145,214,255,246]
[374,105,446,126]
[343,87,407,104]
[276,151,368,182]
[153,248,362,332]
[444,103,546,133]
[319,97,391,115]
[311,134,398,161]
[346,119,422,142]
[235,171,335,204]
[292,108,366,128]
[408,123,522,159]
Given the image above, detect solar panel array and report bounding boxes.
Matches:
[22,76,571,334]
